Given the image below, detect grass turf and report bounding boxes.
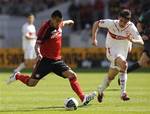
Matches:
[0,69,150,114]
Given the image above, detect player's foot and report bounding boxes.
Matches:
[97,92,104,103]
[6,72,20,85]
[82,91,97,105]
[121,93,130,101]
[118,77,120,86]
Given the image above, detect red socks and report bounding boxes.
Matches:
[69,76,85,101]
[16,73,30,85]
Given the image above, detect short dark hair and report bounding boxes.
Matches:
[26,13,35,17]
[119,9,131,20]
[51,10,62,19]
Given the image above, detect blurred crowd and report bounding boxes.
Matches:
[0,0,68,16]
[68,0,150,30]
[108,0,150,23]
[0,0,150,29]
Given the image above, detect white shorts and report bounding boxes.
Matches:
[106,47,127,70]
[23,48,36,60]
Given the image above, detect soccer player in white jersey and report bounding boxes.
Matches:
[14,14,37,73]
[92,9,144,102]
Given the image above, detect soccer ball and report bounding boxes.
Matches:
[64,97,79,110]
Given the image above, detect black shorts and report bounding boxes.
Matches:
[31,57,71,79]
[143,40,150,58]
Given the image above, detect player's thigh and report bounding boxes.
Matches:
[52,60,71,78]
[63,69,76,78]
[106,48,126,70]
[31,58,52,80]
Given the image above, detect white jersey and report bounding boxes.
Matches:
[98,19,142,58]
[22,22,37,50]
[98,19,142,69]
[22,22,37,59]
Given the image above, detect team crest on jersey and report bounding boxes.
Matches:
[51,28,62,39]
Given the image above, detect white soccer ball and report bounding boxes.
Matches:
[64,97,79,111]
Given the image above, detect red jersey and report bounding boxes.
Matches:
[37,20,62,60]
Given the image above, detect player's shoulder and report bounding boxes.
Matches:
[22,22,28,27]
[128,21,136,28]
[128,21,134,25]
[40,20,50,27]
[99,19,114,25]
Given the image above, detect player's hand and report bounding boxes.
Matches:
[63,20,74,27]
[68,20,74,26]
[92,39,98,46]
[69,20,74,24]
[142,35,149,40]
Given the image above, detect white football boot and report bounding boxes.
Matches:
[82,91,97,105]
[6,72,20,85]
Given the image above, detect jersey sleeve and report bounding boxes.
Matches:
[98,19,113,28]
[129,23,142,40]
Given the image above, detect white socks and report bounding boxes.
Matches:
[14,63,26,72]
[119,72,127,96]
[98,76,110,94]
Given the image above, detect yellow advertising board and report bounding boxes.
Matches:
[0,48,143,68]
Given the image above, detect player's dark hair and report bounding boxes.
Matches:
[51,10,62,19]
[26,13,35,17]
[119,9,131,20]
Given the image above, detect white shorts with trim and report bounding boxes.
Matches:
[23,48,36,60]
[106,47,127,70]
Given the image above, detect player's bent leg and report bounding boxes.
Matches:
[115,57,130,101]
[116,57,127,85]
[7,71,39,87]
[97,68,119,103]
[63,69,85,101]
[63,70,96,105]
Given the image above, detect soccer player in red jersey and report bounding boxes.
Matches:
[7,10,96,105]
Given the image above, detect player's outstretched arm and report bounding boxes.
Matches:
[92,21,99,46]
[128,24,144,45]
[63,20,74,27]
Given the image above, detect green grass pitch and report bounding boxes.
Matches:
[0,69,150,114]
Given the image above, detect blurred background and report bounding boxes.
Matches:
[0,0,149,69]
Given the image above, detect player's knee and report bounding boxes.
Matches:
[120,61,128,72]
[71,72,77,78]
[27,82,37,87]
[108,76,115,80]
[26,80,38,87]
[68,72,77,80]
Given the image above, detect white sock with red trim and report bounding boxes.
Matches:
[98,76,110,94]
[14,62,26,72]
[120,72,127,96]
